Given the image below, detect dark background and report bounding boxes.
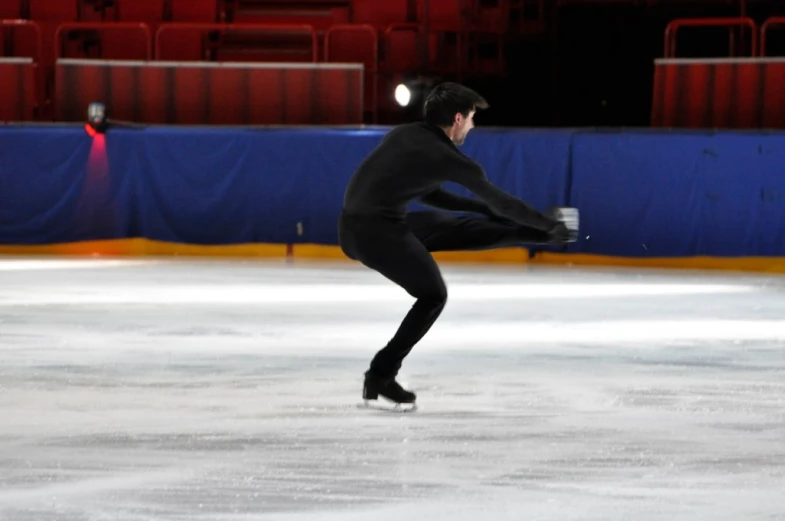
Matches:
[455,1,785,128]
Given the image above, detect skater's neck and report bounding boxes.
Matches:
[438,125,458,144]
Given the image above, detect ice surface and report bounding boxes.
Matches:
[1,257,784,521]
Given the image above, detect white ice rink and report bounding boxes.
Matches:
[1,257,784,521]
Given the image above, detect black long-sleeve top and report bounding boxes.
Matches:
[342,122,557,231]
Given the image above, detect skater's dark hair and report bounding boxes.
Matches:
[424,82,489,127]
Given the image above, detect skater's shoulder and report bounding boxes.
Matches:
[386,121,427,136]
[390,121,447,139]
[385,122,455,155]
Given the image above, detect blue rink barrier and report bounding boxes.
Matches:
[1,125,784,264]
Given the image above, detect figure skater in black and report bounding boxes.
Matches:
[339,82,573,406]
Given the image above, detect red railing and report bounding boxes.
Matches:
[761,17,785,57]
[664,17,757,58]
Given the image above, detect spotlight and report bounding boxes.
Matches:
[392,77,437,115]
[86,102,107,134]
[394,84,412,107]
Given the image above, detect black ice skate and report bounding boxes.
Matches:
[361,371,417,412]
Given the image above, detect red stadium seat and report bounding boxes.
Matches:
[325,23,378,121]
[421,0,466,32]
[28,0,78,21]
[384,23,420,73]
[0,0,22,19]
[171,0,219,22]
[0,58,37,121]
[113,0,166,23]
[351,0,408,28]
[55,23,152,60]
[155,23,318,62]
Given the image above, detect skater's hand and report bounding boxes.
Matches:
[546,207,579,244]
[488,211,574,244]
[547,222,574,244]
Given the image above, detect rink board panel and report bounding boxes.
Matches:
[0,126,571,247]
[1,126,784,270]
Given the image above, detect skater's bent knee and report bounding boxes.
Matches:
[417,287,447,309]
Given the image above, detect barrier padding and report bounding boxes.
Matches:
[1,125,784,272]
[568,130,785,258]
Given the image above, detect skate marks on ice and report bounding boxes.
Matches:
[1,259,785,520]
[3,354,784,521]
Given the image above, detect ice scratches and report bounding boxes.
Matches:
[429,425,620,445]
[706,421,785,433]
[631,357,779,371]
[1,470,95,490]
[3,365,306,390]
[490,468,620,486]
[39,432,360,454]
[0,332,38,339]
[28,364,100,375]
[115,467,448,516]
[150,327,254,337]
[0,470,186,504]
[611,382,785,414]
[2,262,785,520]
[0,510,89,521]
[0,311,27,322]
[683,455,785,473]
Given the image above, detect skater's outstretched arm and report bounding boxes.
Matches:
[439,146,558,231]
[419,188,493,216]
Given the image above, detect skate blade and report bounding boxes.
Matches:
[358,399,417,413]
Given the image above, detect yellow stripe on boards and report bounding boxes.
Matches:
[0,240,529,263]
[1,239,784,274]
[532,252,785,274]
[0,239,287,258]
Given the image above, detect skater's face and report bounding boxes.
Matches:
[450,110,475,145]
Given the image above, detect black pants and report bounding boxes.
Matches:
[338,210,551,378]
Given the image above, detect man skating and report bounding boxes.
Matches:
[338,82,575,408]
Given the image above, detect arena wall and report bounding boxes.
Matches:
[1,125,784,273]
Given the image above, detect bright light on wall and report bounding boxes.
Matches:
[394,84,412,107]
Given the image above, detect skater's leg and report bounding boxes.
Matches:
[358,234,447,378]
[340,214,448,379]
[406,211,551,252]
